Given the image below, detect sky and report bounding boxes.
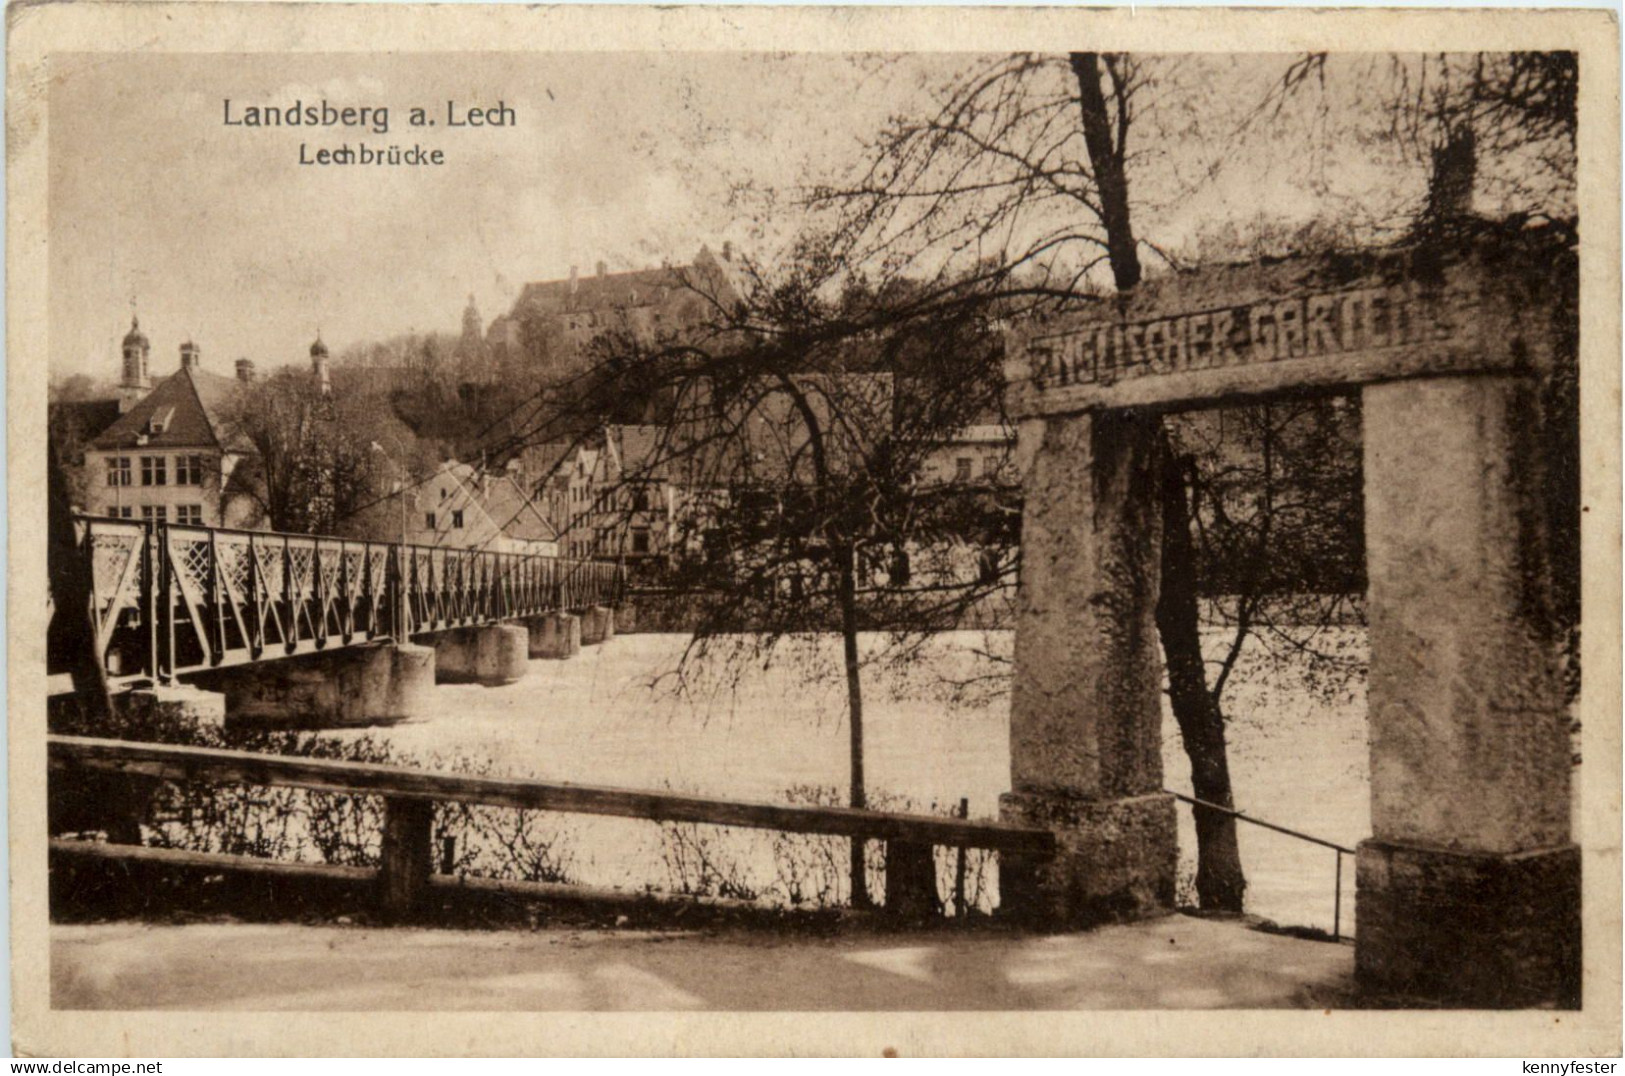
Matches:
[49,51,946,383]
[48,50,1518,387]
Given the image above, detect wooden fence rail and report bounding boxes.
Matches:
[50,735,1055,917]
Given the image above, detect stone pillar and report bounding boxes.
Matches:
[221,642,434,730]
[1359,374,1577,1007]
[580,605,615,645]
[999,411,1176,926]
[527,612,581,660]
[430,624,528,685]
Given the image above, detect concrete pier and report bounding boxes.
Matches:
[430,624,529,686]
[1357,375,1578,1007]
[220,643,435,730]
[998,411,1176,926]
[527,612,580,660]
[612,603,637,634]
[580,605,615,646]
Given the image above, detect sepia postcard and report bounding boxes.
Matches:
[8,1,1622,1058]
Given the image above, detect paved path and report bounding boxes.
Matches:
[53,914,1352,1010]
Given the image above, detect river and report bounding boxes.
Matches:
[346,629,1370,933]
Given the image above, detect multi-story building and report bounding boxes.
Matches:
[527,426,679,576]
[379,460,558,556]
[484,243,746,383]
[918,424,1018,488]
[86,323,259,528]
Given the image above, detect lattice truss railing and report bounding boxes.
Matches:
[77,518,625,681]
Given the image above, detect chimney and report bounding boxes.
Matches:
[569,265,579,295]
[179,340,201,371]
[721,241,733,263]
[596,260,607,278]
[235,358,256,383]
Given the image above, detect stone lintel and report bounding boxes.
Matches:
[1004,239,1570,419]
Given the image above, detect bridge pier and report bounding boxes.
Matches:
[527,612,580,660]
[216,642,434,730]
[612,603,637,634]
[580,605,615,646]
[428,624,528,686]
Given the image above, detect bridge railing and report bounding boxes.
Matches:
[49,734,1054,918]
[78,518,625,683]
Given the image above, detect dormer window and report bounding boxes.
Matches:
[147,407,174,435]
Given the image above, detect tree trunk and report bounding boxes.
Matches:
[1069,52,1142,292]
[49,438,110,714]
[837,540,871,907]
[1154,440,1246,912]
[1069,52,1242,910]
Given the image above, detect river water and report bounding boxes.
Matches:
[353,629,1370,933]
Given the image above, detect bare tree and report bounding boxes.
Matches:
[511,258,1015,908]
[225,368,426,535]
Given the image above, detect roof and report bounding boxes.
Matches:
[940,424,1015,445]
[606,424,670,480]
[437,460,560,546]
[509,245,744,320]
[92,365,248,452]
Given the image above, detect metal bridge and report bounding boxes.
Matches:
[75,518,625,685]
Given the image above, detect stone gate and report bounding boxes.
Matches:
[999,230,1579,1007]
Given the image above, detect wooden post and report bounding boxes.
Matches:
[158,524,175,681]
[281,535,295,654]
[884,839,938,920]
[379,796,434,919]
[954,798,970,920]
[140,522,158,680]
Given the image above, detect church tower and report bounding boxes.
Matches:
[310,333,331,396]
[455,294,489,382]
[179,338,201,371]
[118,314,151,413]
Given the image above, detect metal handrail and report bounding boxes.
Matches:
[1164,788,1355,941]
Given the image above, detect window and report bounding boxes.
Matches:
[140,505,168,523]
[105,457,132,486]
[176,455,205,486]
[631,488,650,512]
[177,505,204,525]
[109,506,133,520]
[451,510,465,529]
[632,528,651,554]
[424,512,437,530]
[140,456,167,487]
[954,457,973,482]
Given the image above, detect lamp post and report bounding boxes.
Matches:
[370,441,408,547]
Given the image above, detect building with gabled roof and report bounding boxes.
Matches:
[86,327,261,528]
[383,460,559,557]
